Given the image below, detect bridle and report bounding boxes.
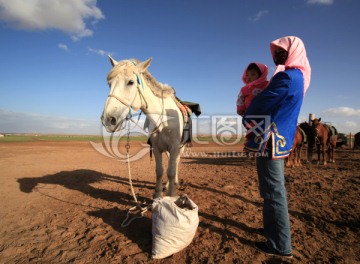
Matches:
[106,68,165,135]
[313,123,328,144]
[106,71,148,121]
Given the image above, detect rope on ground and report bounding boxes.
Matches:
[121,121,152,227]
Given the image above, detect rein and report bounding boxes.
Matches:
[314,123,329,144]
[108,69,167,136]
[107,72,149,121]
[119,81,165,227]
[106,60,185,227]
[108,74,148,110]
[121,120,151,227]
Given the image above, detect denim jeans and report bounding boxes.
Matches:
[256,156,292,255]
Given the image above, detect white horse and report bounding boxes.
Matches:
[101,56,185,198]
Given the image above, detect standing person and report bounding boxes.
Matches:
[236,62,269,116]
[242,36,311,258]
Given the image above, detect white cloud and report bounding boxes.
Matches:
[248,10,269,22]
[88,48,112,56]
[306,0,334,5]
[322,107,360,117]
[344,121,357,128]
[58,43,69,51]
[0,109,100,134]
[0,0,105,41]
[337,121,359,134]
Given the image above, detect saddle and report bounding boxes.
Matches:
[146,97,201,157]
[326,124,338,137]
[174,97,201,146]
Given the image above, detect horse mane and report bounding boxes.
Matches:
[107,59,175,99]
[142,70,175,98]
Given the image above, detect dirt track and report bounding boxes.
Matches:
[0,141,359,263]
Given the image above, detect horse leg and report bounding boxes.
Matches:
[163,151,170,191]
[295,148,300,166]
[153,148,163,198]
[307,141,314,164]
[292,149,297,167]
[316,144,321,165]
[174,146,185,186]
[322,143,327,165]
[164,147,183,190]
[297,147,301,166]
[330,143,335,163]
[166,148,180,197]
[330,146,334,163]
[286,152,292,167]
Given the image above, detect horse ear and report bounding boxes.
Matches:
[108,55,118,67]
[138,57,152,73]
[319,117,321,122]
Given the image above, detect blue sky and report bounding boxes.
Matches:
[0,0,359,135]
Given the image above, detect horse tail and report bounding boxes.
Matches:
[298,126,307,143]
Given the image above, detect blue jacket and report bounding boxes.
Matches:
[242,69,304,159]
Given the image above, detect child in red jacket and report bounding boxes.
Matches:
[236,62,269,116]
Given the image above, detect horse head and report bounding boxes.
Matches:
[311,117,322,137]
[101,56,152,132]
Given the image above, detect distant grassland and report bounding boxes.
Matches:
[0,134,244,143]
[0,135,147,143]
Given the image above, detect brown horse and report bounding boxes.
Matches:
[311,118,338,165]
[353,132,360,150]
[299,121,314,163]
[286,126,305,167]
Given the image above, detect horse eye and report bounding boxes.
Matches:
[128,80,134,86]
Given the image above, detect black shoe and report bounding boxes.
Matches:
[257,228,264,236]
[254,242,293,259]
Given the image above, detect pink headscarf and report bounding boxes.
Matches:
[270,36,311,95]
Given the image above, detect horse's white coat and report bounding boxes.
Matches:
[101,57,185,197]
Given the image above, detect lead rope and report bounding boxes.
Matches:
[121,121,152,227]
[315,128,321,144]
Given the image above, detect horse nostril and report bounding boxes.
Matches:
[108,116,117,126]
[111,117,117,125]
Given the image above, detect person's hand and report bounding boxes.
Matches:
[237,109,244,116]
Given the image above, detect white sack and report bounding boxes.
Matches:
[151,194,199,259]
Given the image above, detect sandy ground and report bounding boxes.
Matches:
[0,140,359,263]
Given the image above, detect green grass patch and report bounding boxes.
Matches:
[0,134,244,144]
[0,135,35,142]
[0,135,102,142]
[0,134,150,143]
